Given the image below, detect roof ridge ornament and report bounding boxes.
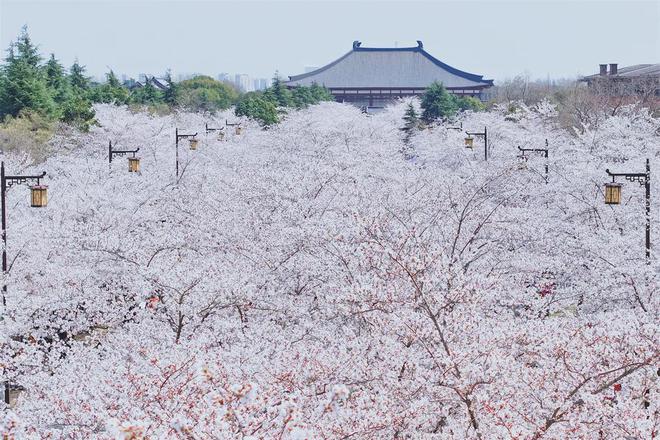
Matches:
[417,40,423,49]
[352,40,362,50]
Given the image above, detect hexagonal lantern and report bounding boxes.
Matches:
[30,185,48,207]
[464,137,474,148]
[604,182,622,205]
[128,157,141,173]
[217,131,225,141]
[235,126,243,135]
[189,138,198,150]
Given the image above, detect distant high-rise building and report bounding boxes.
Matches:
[217,72,230,82]
[234,74,251,92]
[252,78,270,91]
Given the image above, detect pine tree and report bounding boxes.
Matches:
[106,70,121,88]
[13,26,41,68]
[162,69,177,106]
[403,102,419,130]
[69,59,90,91]
[421,82,458,122]
[268,71,292,107]
[44,54,68,103]
[309,82,334,102]
[0,29,55,118]
[88,70,129,105]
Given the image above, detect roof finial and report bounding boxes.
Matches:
[352,40,362,50]
[417,40,423,49]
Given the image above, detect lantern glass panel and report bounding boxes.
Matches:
[235,126,243,135]
[604,183,621,205]
[30,185,48,208]
[189,139,198,150]
[464,137,474,148]
[128,157,141,173]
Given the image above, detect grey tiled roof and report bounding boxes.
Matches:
[286,42,493,89]
[583,64,660,79]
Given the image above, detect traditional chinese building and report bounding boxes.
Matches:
[286,40,493,108]
[581,63,660,96]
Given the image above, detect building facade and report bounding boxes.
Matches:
[286,41,493,108]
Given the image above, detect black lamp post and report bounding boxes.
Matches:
[226,119,243,135]
[1,161,47,404]
[205,123,223,134]
[604,158,651,262]
[205,123,225,140]
[175,129,197,178]
[517,139,549,183]
[108,140,140,172]
[465,127,488,160]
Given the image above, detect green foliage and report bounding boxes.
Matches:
[69,60,90,91]
[130,81,164,106]
[89,70,129,105]
[235,92,278,126]
[174,75,238,112]
[401,102,419,143]
[0,55,56,119]
[0,28,96,133]
[162,70,176,106]
[455,95,485,112]
[403,102,419,129]
[61,93,96,131]
[291,82,334,109]
[421,82,458,122]
[265,72,293,107]
[0,27,56,120]
[12,26,41,68]
[44,54,68,103]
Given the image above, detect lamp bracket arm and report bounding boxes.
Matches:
[5,171,47,187]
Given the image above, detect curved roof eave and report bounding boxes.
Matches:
[286,44,494,86]
[286,49,354,83]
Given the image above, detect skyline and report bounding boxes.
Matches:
[1,0,658,83]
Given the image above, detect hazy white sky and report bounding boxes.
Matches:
[1,0,658,82]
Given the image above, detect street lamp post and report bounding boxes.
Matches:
[517,139,549,183]
[108,140,140,172]
[1,161,47,405]
[226,119,243,135]
[465,126,488,160]
[205,123,225,141]
[604,158,651,262]
[175,129,197,178]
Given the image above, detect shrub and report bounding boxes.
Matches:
[175,76,238,112]
[235,92,278,126]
